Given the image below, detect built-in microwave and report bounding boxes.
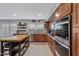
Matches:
[53,15,71,56]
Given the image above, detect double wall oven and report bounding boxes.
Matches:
[52,15,71,56]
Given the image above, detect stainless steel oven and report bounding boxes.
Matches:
[54,15,71,56]
[55,37,70,56]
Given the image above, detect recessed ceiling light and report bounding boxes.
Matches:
[13,14,16,16]
[38,14,42,17]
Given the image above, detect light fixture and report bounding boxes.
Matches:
[13,14,16,16]
[38,14,42,17]
[55,13,59,17]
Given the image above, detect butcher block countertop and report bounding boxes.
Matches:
[0,35,29,42]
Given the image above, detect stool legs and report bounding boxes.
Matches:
[1,42,4,56]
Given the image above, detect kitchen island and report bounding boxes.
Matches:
[0,35,29,56]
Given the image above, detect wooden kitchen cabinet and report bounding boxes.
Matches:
[72,4,79,56]
[54,3,71,21]
[47,3,79,56]
[61,3,72,17]
[76,4,79,25]
[45,3,72,55]
[44,21,51,30]
[32,34,46,42]
[46,34,55,55]
[55,5,62,20]
[46,35,52,50]
[51,39,55,55]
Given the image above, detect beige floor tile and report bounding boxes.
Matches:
[24,42,53,56]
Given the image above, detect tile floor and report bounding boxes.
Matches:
[24,42,53,56]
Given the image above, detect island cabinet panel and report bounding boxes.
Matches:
[32,34,47,42]
[72,4,79,56]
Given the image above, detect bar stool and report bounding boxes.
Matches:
[1,42,10,56]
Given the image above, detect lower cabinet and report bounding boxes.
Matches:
[46,34,55,55]
[51,40,55,55]
[32,34,46,42]
[46,35,51,50]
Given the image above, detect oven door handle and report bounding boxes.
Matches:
[55,40,69,49]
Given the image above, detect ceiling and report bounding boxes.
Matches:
[0,3,59,20]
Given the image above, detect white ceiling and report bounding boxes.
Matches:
[0,3,59,20]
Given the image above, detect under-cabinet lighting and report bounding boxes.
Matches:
[55,13,59,17]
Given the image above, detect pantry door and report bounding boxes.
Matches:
[72,4,79,56]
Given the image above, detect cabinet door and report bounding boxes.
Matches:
[76,4,79,55]
[32,34,46,42]
[76,4,79,25]
[46,35,55,55]
[72,4,79,56]
[55,5,61,20]
[51,40,55,55]
[61,3,71,17]
[47,36,52,50]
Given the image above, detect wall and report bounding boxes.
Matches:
[0,20,17,37]
[0,20,46,37]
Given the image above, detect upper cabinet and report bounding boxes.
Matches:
[61,3,72,17]
[76,4,79,25]
[54,3,72,21]
[44,21,51,30]
[55,5,62,20]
